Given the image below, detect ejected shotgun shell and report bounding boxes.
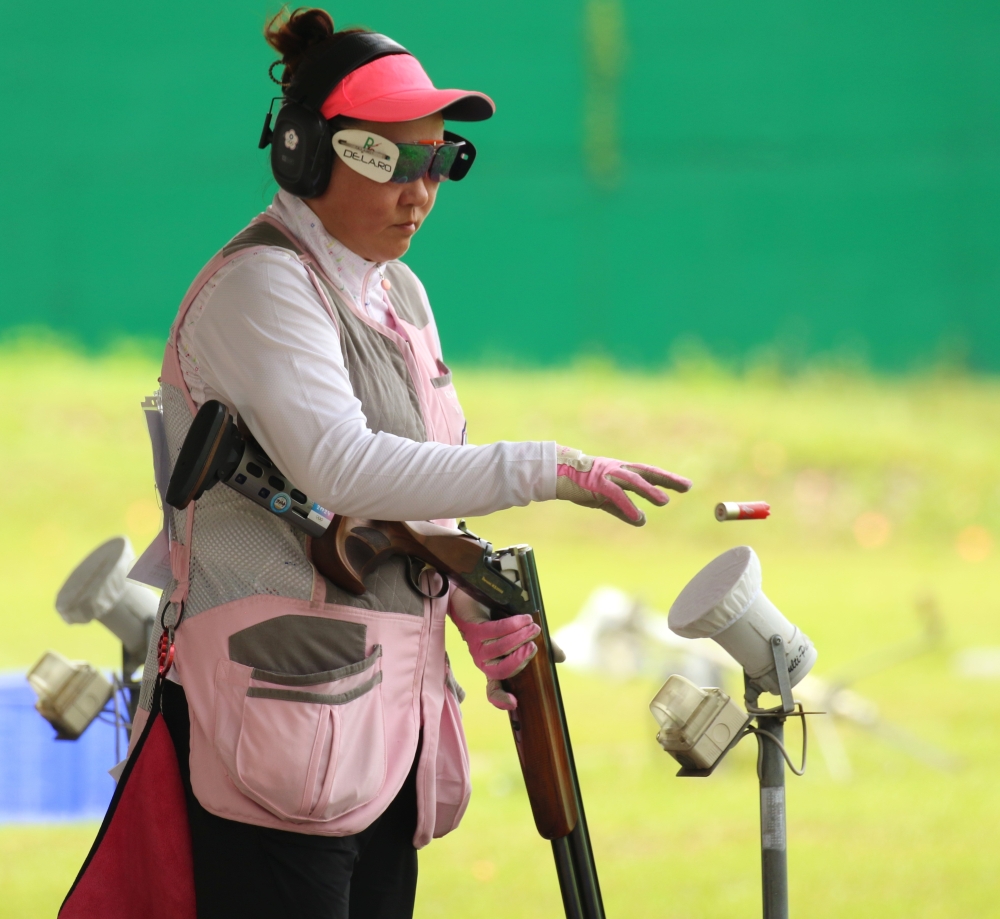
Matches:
[715,501,771,521]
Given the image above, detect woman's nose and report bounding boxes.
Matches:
[399,176,433,207]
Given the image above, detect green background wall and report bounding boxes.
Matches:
[1,0,998,370]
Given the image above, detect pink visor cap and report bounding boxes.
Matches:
[319,53,495,123]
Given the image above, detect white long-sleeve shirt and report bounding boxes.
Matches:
[177,191,556,521]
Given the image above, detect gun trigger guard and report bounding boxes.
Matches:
[405,556,450,599]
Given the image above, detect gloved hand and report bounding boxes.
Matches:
[481,639,565,710]
[555,445,692,526]
[450,589,540,711]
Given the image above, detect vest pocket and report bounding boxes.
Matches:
[214,646,386,823]
[430,362,453,389]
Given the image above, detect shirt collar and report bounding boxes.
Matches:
[268,191,385,314]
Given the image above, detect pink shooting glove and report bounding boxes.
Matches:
[449,589,539,711]
[555,445,692,526]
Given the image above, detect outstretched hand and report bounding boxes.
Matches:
[555,446,692,526]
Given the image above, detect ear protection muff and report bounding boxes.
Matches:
[267,101,336,198]
[262,32,409,199]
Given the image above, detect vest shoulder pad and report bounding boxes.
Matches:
[222,222,303,258]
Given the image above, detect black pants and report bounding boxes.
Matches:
[161,680,418,919]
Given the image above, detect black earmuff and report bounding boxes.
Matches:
[263,33,409,199]
[269,103,335,198]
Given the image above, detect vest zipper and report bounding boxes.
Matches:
[364,264,412,352]
[360,263,386,319]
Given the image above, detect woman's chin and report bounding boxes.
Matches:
[380,229,417,260]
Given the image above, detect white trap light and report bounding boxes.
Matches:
[650,674,749,771]
[29,536,159,749]
[55,536,158,660]
[667,545,816,696]
[27,650,113,740]
[651,545,819,918]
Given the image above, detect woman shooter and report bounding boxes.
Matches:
[131,9,692,918]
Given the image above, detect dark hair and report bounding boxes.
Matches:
[264,7,369,92]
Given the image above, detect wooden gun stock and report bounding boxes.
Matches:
[502,625,579,839]
[310,517,579,839]
[310,517,484,597]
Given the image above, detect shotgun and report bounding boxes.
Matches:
[167,400,606,919]
[317,517,605,919]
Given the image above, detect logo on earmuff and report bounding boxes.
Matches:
[283,129,299,151]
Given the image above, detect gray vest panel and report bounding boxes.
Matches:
[228,223,428,445]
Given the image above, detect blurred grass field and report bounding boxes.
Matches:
[2,340,1000,918]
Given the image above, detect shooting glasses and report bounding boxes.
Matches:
[332,128,476,184]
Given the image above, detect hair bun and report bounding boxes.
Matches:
[265,7,336,87]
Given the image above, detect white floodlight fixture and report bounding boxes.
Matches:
[55,536,158,661]
[27,650,114,739]
[655,545,819,919]
[668,546,816,697]
[650,674,750,771]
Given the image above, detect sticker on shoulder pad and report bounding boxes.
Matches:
[332,129,399,184]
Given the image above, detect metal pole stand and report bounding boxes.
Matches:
[746,635,797,919]
[758,714,788,919]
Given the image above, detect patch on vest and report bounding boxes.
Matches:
[229,615,369,674]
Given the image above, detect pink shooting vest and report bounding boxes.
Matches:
[133,214,471,847]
